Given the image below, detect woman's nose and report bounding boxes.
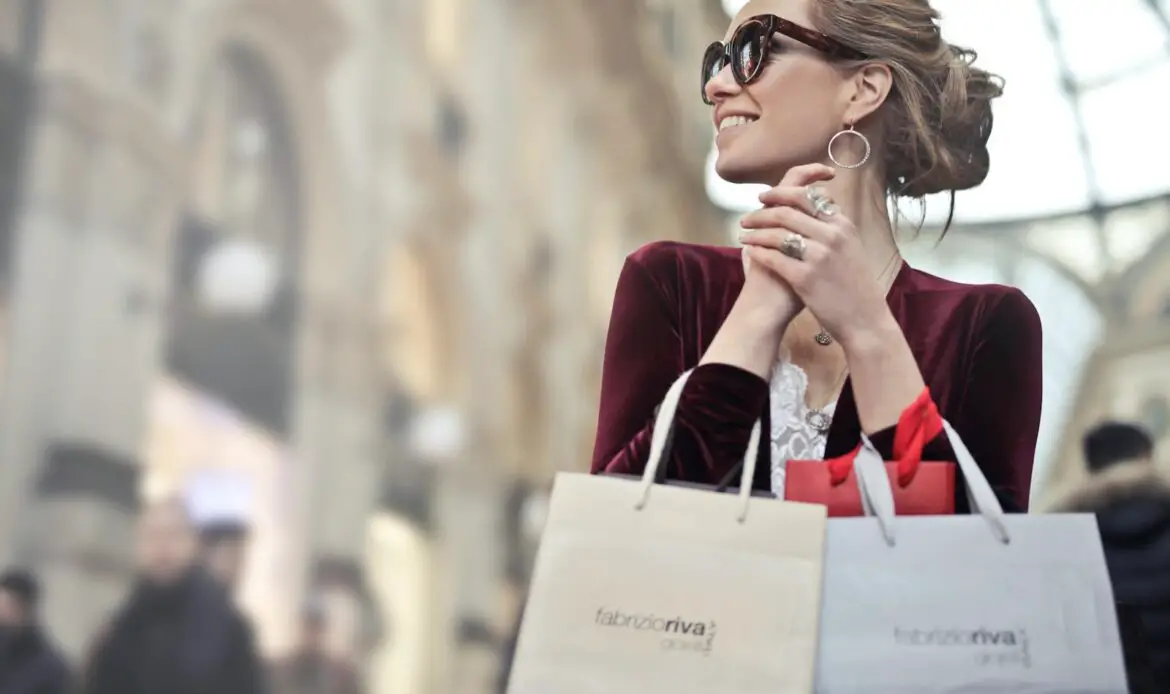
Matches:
[704,63,741,104]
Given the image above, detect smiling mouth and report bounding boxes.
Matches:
[718,115,758,132]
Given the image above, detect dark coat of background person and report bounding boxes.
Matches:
[269,599,362,694]
[268,652,362,694]
[82,568,265,694]
[1049,461,1170,688]
[0,626,69,694]
[0,569,69,694]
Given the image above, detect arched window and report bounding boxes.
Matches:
[188,45,300,272]
[168,45,302,435]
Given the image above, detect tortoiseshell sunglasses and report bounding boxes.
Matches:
[701,15,868,105]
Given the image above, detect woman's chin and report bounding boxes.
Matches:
[714,158,769,186]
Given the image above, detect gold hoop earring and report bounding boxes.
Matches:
[827,123,871,169]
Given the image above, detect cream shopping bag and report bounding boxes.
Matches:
[506,369,829,694]
[815,421,1128,694]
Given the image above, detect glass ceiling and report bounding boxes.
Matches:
[711,0,1170,225]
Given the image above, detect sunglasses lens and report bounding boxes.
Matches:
[732,20,769,82]
[701,43,725,102]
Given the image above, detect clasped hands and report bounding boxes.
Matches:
[737,163,893,350]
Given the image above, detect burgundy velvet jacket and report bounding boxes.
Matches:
[589,241,1044,512]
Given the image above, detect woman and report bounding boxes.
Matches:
[589,0,1042,511]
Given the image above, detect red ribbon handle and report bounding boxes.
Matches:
[824,387,943,487]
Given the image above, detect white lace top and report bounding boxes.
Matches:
[768,356,838,497]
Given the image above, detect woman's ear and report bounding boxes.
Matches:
[843,62,894,125]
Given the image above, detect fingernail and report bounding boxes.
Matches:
[737,229,751,242]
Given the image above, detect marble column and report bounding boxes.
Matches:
[0,74,184,659]
[299,340,386,658]
[290,0,402,665]
[419,0,523,690]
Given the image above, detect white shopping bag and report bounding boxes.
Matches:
[817,420,1128,694]
[507,369,829,694]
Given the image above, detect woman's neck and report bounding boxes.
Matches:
[821,168,900,274]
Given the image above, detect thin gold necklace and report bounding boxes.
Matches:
[814,249,902,347]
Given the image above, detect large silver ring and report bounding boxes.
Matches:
[780,232,806,261]
[806,185,839,217]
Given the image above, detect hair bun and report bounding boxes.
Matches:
[900,45,1004,198]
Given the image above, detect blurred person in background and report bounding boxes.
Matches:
[269,600,362,694]
[452,617,501,694]
[184,470,255,593]
[199,521,251,592]
[590,0,1042,511]
[83,498,265,694]
[0,569,68,694]
[1048,422,1170,685]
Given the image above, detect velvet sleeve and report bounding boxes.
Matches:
[589,246,770,483]
[867,289,1043,511]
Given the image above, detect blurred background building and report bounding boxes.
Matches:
[0,0,724,692]
[0,0,1165,692]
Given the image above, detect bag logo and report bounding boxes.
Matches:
[893,627,1032,668]
[595,608,716,656]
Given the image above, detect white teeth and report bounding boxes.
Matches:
[718,115,757,131]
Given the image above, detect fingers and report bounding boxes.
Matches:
[739,205,840,247]
[747,163,840,232]
[756,185,819,217]
[744,245,810,286]
[740,163,850,272]
[739,227,826,263]
[778,163,837,189]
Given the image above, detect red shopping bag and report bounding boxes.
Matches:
[784,388,956,517]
